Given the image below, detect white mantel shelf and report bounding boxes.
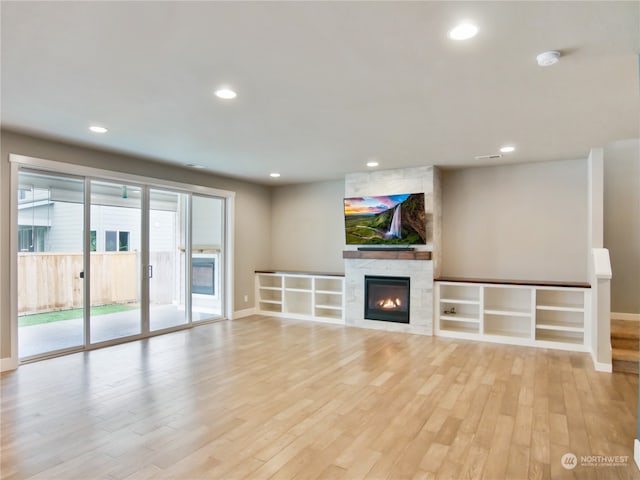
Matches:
[343,250,432,261]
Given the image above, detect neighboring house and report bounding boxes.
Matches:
[18,184,178,253]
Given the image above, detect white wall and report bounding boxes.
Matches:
[604,139,640,314]
[270,180,345,274]
[441,158,589,282]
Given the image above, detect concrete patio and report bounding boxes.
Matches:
[19,304,221,358]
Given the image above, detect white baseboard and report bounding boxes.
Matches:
[591,352,613,373]
[1,357,18,372]
[612,312,640,321]
[232,307,256,319]
[635,438,640,471]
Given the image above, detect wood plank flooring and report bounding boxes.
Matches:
[1,315,638,480]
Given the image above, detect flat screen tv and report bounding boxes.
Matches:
[344,193,427,245]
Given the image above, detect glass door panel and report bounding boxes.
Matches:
[89,181,142,343]
[191,195,224,322]
[17,171,85,358]
[149,189,188,331]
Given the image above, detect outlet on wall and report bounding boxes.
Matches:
[244,294,249,302]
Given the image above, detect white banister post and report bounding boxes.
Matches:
[590,248,612,371]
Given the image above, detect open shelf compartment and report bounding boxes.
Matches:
[440,319,480,334]
[536,329,584,345]
[258,288,282,303]
[314,307,343,321]
[484,287,532,317]
[284,276,312,291]
[258,274,282,289]
[439,283,480,304]
[535,309,584,332]
[315,277,343,294]
[284,290,312,315]
[315,292,343,310]
[484,314,532,339]
[536,288,585,312]
[439,302,480,322]
[258,302,282,313]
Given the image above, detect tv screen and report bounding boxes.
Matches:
[344,193,426,245]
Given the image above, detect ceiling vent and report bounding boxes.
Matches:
[474,154,502,160]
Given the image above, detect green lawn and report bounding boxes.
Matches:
[19,304,137,327]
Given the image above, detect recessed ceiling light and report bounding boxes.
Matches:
[186,163,206,169]
[214,88,237,99]
[448,22,478,41]
[89,125,108,133]
[270,172,281,178]
[536,51,561,67]
[366,160,379,168]
[500,146,515,153]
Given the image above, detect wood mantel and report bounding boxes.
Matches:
[343,250,432,261]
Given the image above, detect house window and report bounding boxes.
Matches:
[118,231,130,252]
[90,230,97,252]
[18,227,33,252]
[105,231,117,251]
[105,230,130,252]
[18,226,47,252]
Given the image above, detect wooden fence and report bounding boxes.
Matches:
[18,252,139,314]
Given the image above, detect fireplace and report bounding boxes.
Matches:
[192,257,215,295]
[364,275,410,323]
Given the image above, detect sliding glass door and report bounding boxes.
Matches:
[17,171,86,358]
[89,180,142,344]
[16,165,228,361]
[191,195,224,322]
[149,189,188,331]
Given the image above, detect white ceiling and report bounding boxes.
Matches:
[1,1,639,184]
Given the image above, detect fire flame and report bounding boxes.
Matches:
[377,298,402,309]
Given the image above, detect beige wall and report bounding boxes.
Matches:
[440,158,589,282]
[268,159,594,284]
[604,139,640,314]
[0,129,272,359]
[270,180,344,274]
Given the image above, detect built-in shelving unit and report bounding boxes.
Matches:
[435,279,591,351]
[256,271,345,324]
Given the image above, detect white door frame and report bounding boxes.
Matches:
[7,154,235,369]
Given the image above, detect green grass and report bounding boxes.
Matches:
[19,304,137,327]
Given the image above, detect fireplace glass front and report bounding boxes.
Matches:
[364,275,410,323]
[192,257,215,295]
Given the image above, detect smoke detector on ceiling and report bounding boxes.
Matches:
[536,51,561,67]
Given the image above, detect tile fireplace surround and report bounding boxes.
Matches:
[345,258,434,335]
[343,165,440,335]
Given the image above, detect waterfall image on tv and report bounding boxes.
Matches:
[344,193,426,245]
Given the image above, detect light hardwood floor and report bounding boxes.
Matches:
[1,315,638,480]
